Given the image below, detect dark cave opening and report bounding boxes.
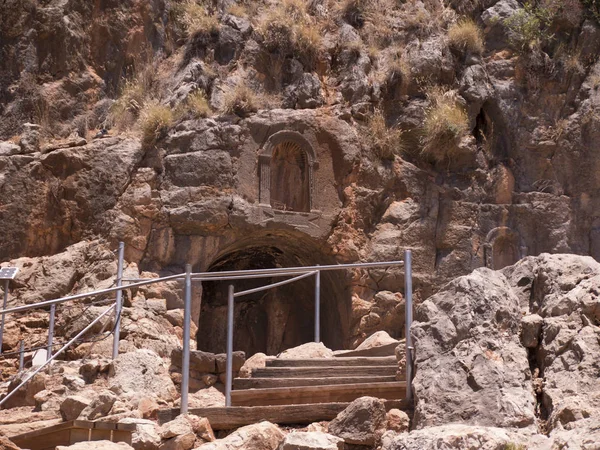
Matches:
[196,234,350,356]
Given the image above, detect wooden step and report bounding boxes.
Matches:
[158,400,412,429]
[230,381,406,407]
[234,375,399,389]
[252,365,398,378]
[267,356,397,367]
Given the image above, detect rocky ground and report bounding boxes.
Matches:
[0,253,597,449]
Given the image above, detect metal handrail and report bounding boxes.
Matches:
[0,273,183,316]
[0,304,116,408]
[233,271,317,298]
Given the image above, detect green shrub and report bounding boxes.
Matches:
[448,19,485,55]
[581,0,600,22]
[421,88,469,162]
[504,1,554,53]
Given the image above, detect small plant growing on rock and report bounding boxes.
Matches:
[504,1,553,53]
[139,101,174,146]
[365,110,404,161]
[172,0,220,37]
[421,88,469,162]
[186,90,212,118]
[448,19,485,55]
[222,83,258,117]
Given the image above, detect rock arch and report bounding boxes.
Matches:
[259,131,318,212]
[484,227,520,270]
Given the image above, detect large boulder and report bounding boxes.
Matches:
[278,343,333,359]
[56,442,134,450]
[119,418,161,450]
[60,395,92,421]
[109,350,177,402]
[328,396,387,446]
[1,373,46,409]
[411,268,536,429]
[277,432,344,450]
[194,421,284,450]
[159,414,214,450]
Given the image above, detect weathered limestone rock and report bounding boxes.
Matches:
[411,268,536,429]
[520,314,543,348]
[386,409,409,433]
[60,395,92,421]
[57,441,134,450]
[119,418,161,450]
[279,343,333,359]
[0,431,22,450]
[0,142,22,156]
[238,353,271,378]
[1,373,46,409]
[277,432,344,450]
[109,350,177,402]
[194,421,284,449]
[328,396,387,446]
[215,352,245,373]
[172,348,216,373]
[380,425,538,450]
[80,390,118,420]
[159,414,214,450]
[355,331,398,351]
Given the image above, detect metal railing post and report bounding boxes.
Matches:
[18,340,24,371]
[225,284,234,407]
[180,264,192,415]
[112,242,125,360]
[47,304,55,361]
[404,249,413,402]
[314,268,321,343]
[0,279,9,354]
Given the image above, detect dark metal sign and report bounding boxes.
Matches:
[0,267,18,280]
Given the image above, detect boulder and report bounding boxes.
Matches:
[1,373,46,409]
[109,350,177,402]
[278,343,333,359]
[175,387,225,408]
[171,348,216,373]
[0,142,22,156]
[215,352,245,373]
[159,414,214,450]
[56,442,134,450]
[411,268,536,429]
[277,432,344,450]
[380,424,537,450]
[355,331,398,351]
[80,390,118,420]
[0,431,22,450]
[194,421,284,450]
[386,409,409,433]
[238,353,272,378]
[119,418,161,450]
[328,396,387,446]
[60,395,93,421]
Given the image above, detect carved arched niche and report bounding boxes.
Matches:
[484,227,521,270]
[259,131,318,213]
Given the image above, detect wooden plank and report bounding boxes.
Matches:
[230,381,406,407]
[267,356,398,367]
[13,429,71,450]
[117,423,138,431]
[10,421,76,441]
[333,342,399,358]
[252,365,398,378]
[93,421,117,430]
[158,399,412,429]
[234,375,399,389]
[112,430,133,445]
[91,429,112,440]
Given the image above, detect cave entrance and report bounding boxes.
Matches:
[270,141,310,212]
[197,236,349,356]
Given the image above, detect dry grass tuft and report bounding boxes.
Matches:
[421,88,469,162]
[448,19,484,55]
[256,0,322,68]
[172,0,220,37]
[186,90,212,118]
[139,101,174,146]
[364,110,404,160]
[222,83,258,117]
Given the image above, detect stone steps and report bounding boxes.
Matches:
[266,356,397,367]
[230,381,406,407]
[233,375,398,389]
[252,365,399,378]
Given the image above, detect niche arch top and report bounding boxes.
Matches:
[259,130,319,213]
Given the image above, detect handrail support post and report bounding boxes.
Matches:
[314,268,321,343]
[0,279,8,355]
[112,242,125,360]
[47,303,55,361]
[404,249,414,402]
[225,285,234,407]
[181,264,192,415]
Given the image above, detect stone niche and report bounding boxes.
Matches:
[484,227,521,270]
